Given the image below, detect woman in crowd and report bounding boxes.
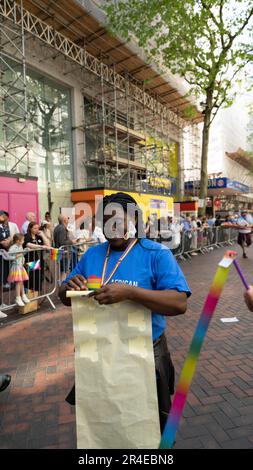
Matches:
[23,222,50,293]
[40,220,53,245]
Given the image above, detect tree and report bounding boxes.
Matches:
[247,104,253,156]
[104,0,253,214]
[27,76,70,213]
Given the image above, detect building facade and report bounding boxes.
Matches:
[0,0,201,223]
[184,93,253,215]
[207,97,253,214]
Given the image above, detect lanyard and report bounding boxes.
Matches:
[101,238,138,286]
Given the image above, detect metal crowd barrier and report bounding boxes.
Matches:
[0,240,98,316]
[0,246,57,313]
[170,225,238,260]
[58,240,99,284]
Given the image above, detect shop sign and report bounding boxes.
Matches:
[185,177,249,193]
[150,199,167,209]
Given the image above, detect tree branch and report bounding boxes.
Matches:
[201,0,221,30]
[219,0,225,48]
[230,6,253,42]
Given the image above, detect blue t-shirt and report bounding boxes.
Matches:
[64,239,191,341]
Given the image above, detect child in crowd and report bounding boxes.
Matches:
[7,233,30,307]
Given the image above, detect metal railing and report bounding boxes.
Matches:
[57,240,98,283]
[0,246,58,313]
[0,241,100,316]
[169,226,238,260]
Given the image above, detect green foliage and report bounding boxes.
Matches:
[247,104,253,157]
[181,105,198,120]
[104,0,253,117]
[104,0,253,208]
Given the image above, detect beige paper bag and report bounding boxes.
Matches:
[70,294,160,449]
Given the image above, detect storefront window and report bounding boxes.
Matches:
[0,59,73,220]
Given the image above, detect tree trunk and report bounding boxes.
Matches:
[199,90,213,216]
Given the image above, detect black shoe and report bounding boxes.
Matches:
[243,253,248,258]
[0,374,11,392]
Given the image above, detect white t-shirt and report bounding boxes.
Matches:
[92,226,106,243]
[169,223,182,248]
[75,228,90,240]
[8,222,19,238]
[237,216,252,234]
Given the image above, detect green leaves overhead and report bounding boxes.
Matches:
[104,0,253,115]
[104,0,253,212]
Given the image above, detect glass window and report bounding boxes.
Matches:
[0,59,73,221]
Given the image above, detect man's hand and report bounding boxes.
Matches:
[65,274,87,291]
[89,283,132,305]
[244,286,253,312]
[59,274,87,306]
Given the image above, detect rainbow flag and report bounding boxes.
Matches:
[159,253,234,449]
[51,248,63,262]
[27,259,41,271]
[86,275,102,290]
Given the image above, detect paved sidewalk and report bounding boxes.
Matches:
[1,244,253,448]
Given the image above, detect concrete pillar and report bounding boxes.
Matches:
[71,86,87,189]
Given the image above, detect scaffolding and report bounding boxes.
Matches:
[0,0,29,174]
[82,69,183,194]
[183,123,202,197]
[0,0,201,195]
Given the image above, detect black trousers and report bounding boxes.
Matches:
[153,333,175,434]
[66,333,175,435]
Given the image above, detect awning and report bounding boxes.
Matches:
[185,177,250,196]
[226,148,253,171]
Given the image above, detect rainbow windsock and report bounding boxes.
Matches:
[159,252,235,449]
[86,275,102,290]
[27,259,41,271]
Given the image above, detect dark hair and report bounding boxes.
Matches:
[99,192,145,238]
[0,210,9,218]
[27,221,39,237]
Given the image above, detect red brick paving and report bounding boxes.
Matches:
[1,243,253,448]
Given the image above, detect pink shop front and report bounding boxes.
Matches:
[0,174,39,229]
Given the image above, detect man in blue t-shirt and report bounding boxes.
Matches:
[59,192,191,434]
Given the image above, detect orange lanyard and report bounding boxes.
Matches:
[101,238,138,286]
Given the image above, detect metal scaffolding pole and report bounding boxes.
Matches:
[0,0,201,192]
[0,0,187,130]
[0,0,29,174]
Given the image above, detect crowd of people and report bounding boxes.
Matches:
[1,209,253,318]
[144,212,241,254]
